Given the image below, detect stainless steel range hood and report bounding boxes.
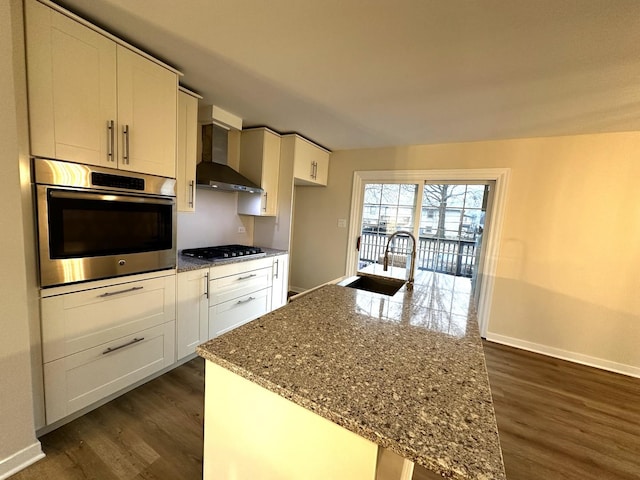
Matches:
[197,123,263,194]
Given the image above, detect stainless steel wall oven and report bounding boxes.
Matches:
[34,158,176,287]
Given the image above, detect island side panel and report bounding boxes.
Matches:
[203,361,379,480]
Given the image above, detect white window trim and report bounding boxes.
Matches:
[346,168,510,337]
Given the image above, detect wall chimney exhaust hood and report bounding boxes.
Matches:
[196,106,263,194]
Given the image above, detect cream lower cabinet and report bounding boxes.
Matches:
[44,322,175,425]
[176,257,286,355]
[40,272,176,425]
[25,0,178,178]
[208,258,273,338]
[176,269,209,360]
[271,254,289,310]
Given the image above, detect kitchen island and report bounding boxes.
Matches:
[196,270,505,480]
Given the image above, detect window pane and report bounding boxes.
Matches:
[381,184,400,205]
[465,186,485,209]
[364,184,382,204]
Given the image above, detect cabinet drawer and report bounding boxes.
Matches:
[210,267,271,306]
[209,288,271,337]
[41,275,176,363]
[44,321,175,425]
[209,257,273,278]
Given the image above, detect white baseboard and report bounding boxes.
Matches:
[0,442,45,480]
[485,332,640,379]
[288,285,305,294]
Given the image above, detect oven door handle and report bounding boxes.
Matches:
[98,286,144,298]
[49,190,174,206]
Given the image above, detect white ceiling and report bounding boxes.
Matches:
[55,0,640,151]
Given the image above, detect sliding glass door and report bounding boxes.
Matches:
[356,181,491,282]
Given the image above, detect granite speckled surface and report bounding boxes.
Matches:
[197,271,505,480]
[177,247,286,272]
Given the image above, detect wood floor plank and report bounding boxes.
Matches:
[483,341,640,480]
[12,343,640,480]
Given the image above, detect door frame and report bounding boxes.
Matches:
[346,168,510,337]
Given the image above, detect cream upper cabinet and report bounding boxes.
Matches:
[25,0,178,178]
[176,88,200,212]
[238,128,281,216]
[25,0,117,167]
[116,47,177,177]
[288,134,330,186]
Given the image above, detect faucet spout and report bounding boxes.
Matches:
[382,231,417,290]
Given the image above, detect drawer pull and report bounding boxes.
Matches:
[102,337,144,355]
[98,286,144,298]
[236,296,255,305]
[237,274,257,281]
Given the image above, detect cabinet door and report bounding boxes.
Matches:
[312,152,329,185]
[44,321,175,424]
[292,136,330,186]
[177,269,209,359]
[238,128,281,216]
[117,46,177,178]
[261,131,281,215]
[177,90,199,212]
[25,0,117,167]
[271,254,289,310]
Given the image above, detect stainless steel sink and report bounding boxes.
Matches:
[337,274,406,296]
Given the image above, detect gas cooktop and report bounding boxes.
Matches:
[181,244,265,261]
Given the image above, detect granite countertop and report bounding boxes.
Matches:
[197,270,505,480]
[177,247,287,272]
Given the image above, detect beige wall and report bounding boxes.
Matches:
[292,132,640,372]
[1,0,42,474]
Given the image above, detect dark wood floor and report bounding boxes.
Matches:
[12,358,205,480]
[482,341,640,480]
[12,342,640,480]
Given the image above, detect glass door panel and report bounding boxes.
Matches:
[357,183,418,274]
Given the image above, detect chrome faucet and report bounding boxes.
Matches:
[383,231,417,291]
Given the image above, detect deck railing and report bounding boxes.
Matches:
[358,232,479,278]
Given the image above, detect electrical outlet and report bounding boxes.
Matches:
[237,226,246,234]
[337,218,347,228]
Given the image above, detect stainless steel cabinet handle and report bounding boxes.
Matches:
[103,337,144,355]
[310,160,315,178]
[189,180,195,207]
[98,285,143,298]
[236,296,255,305]
[237,274,257,281]
[204,272,210,299]
[273,259,279,279]
[107,120,115,162]
[263,191,268,212]
[123,124,130,164]
[314,161,318,179]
